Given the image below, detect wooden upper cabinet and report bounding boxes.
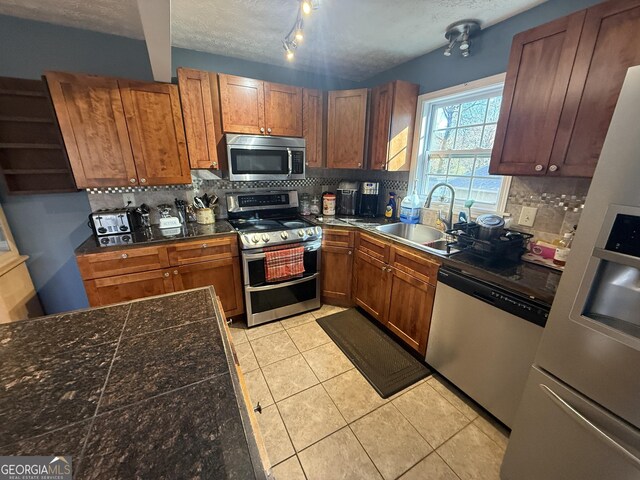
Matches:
[327,88,369,169]
[177,68,222,170]
[303,88,325,168]
[489,11,586,176]
[119,81,190,185]
[264,82,303,136]
[45,72,138,188]
[368,81,419,172]
[218,74,265,134]
[549,0,640,177]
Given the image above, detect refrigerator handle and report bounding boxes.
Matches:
[539,383,640,470]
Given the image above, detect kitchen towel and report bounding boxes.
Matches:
[264,246,305,282]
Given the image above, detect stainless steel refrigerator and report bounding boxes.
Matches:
[501,67,640,479]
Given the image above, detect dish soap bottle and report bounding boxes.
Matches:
[384,192,397,220]
[400,183,421,224]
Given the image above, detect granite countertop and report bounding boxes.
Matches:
[76,220,237,255]
[0,288,269,480]
[307,215,561,305]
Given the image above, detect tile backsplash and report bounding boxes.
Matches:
[86,168,410,222]
[86,168,590,243]
[503,176,591,242]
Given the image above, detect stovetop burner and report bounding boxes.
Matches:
[228,217,313,233]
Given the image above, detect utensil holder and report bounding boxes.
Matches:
[196,208,215,225]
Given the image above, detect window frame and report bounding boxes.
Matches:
[409,73,510,216]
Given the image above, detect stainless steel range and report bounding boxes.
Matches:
[227,191,322,327]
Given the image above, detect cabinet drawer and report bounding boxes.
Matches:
[84,269,174,307]
[356,232,390,262]
[77,246,170,280]
[322,228,355,248]
[167,236,238,266]
[390,245,440,286]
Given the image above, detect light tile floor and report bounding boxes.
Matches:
[229,307,509,480]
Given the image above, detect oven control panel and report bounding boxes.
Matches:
[239,226,322,249]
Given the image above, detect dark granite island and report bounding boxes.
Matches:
[0,288,270,480]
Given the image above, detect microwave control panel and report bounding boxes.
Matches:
[291,151,304,174]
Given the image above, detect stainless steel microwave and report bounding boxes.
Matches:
[224,134,305,181]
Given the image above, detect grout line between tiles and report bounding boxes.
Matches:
[76,302,132,470]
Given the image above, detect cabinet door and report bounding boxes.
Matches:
[386,268,435,355]
[550,0,640,177]
[327,88,368,169]
[353,251,390,323]
[303,88,325,167]
[218,74,265,134]
[76,245,170,280]
[172,257,244,317]
[84,269,174,307]
[264,82,303,137]
[489,11,586,176]
[321,245,354,307]
[387,81,419,172]
[166,236,238,266]
[45,72,138,188]
[368,82,393,171]
[177,68,221,170]
[356,232,390,263]
[119,81,191,185]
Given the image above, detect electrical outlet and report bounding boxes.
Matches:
[518,206,537,227]
[122,193,136,207]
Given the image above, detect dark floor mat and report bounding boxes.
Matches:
[316,308,431,398]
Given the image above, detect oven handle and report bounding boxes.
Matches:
[246,273,319,292]
[243,243,321,261]
[287,148,292,176]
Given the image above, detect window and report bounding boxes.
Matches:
[413,75,510,215]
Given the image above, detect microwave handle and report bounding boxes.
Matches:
[287,148,292,176]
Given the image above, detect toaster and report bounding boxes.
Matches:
[89,208,140,236]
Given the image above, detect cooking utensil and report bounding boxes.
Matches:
[476,214,505,241]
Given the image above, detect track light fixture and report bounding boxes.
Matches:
[282,0,320,61]
[443,20,480,58]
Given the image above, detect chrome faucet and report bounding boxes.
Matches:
[424,183,456,230]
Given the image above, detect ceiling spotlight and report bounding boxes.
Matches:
[301,0,312,15]
[443,20,480,58]
[294,20,304,42]
[283,41,295,61]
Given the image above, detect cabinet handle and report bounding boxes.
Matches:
[260,127,265,133]
[267,128,272,134]
[129,178,136,184]
[534,164,544,172]
[211,162,218,169]
[140,178,147,183]
[381,266,385,271]
[549,164,559,172]
[386,267,392,272]
[121,253,128,259]
[163,272,170,277]
[358,162,362,167]
[348,250,352,255]
[173,270,178,275]
[202,243,208,248]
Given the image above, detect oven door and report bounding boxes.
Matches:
[242,241,321,326]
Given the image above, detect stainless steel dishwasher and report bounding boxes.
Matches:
[425,268,549,428]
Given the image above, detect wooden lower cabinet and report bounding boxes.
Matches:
[321,245,354,307]
[172,257,244,317]
[78,236,244,318]
[353,250,390,322]
[386,268,435,355]
[84,269,174,306]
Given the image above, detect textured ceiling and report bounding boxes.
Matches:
[0,0,546,80]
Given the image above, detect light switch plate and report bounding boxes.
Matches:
[518,206,537,227]
[122,193,136,207]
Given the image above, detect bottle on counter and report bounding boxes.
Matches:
[384,192,397,220]
[553,231,574,266]
[399,182,421,224]
[300,193,311,216]
[310,195,321,215]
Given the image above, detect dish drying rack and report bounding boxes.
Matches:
[438,222,533,263]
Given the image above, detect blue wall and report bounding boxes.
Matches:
[0,14,355,315]
[364,0,601,94]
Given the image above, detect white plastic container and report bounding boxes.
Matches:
[399,193,421,224]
